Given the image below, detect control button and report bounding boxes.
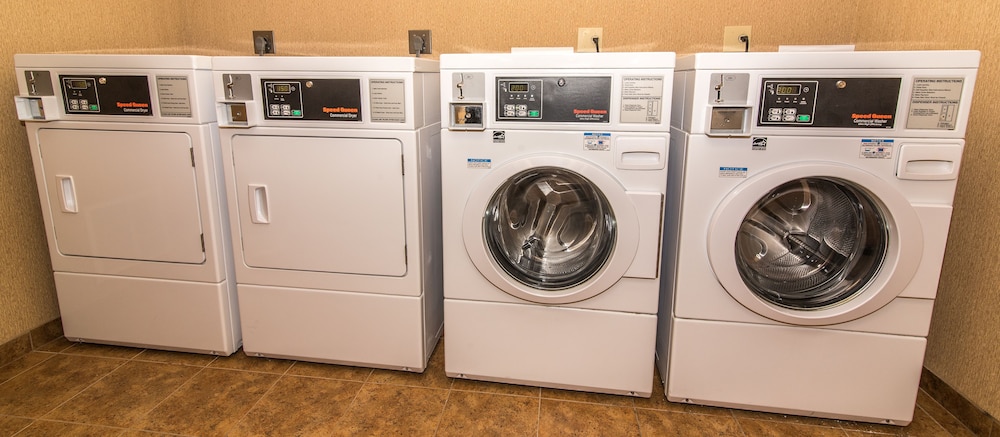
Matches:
[89,105,98,111]
[783,115,795,122]
[270,104,280,111]
[291,109,302,117]
[769,108,781,115]
[281,104,291,111]
[528,110,540,117]
[768,114,781,121]
[70,104,79,110]
[517,110,528,117]
[504,104,515,111]
[516,104,527,111]
[797,114,811,122]
[69,99,79,105]
[783,108,797,115]
[79,99,88,106]
[282,110,291,116]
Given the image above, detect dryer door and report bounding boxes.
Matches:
[463,155,642,304]
[231,135,407,277]
[707,163,923,325]
[37,128,206,264]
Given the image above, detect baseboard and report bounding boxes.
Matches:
[921,367,999,436]
[0,318,63,367]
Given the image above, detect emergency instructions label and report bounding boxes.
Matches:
[620,76,663,124]
[369,79,406,123]
[155,76,192,117]
[861,138,894,159]
[907,77,964,130]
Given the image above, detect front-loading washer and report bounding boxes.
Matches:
[13,54,240,355]
[213,56,442,371]
[441,50,674,396]
[657,51,979,424]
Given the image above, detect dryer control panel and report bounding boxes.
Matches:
[59,75,153,116]
[261,78,362,122]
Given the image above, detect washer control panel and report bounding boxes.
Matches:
[756,77,901,129]
[495,76,611,123]
[759,80,818,125]
[497,79,542,119]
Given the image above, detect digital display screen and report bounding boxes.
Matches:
[776,84,801,95]
[67,79,89,89]
[508,83,529,93]
[271,83,292,94]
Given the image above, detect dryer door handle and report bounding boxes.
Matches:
[249,184,270,224]
[56,175,78,213]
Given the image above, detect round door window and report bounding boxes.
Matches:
[734,177,888,310]
[483,167,616,290]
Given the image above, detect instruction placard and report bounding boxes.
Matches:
[370,79,406,123]
[620,76,663,124]
[719,166,748,178]
[155,76,192,117]
[907,77,964,130]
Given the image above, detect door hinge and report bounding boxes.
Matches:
[190,148,196,167]
[200,234,205,252]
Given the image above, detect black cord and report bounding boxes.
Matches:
[739,34,749,52]
[593,37,600,53]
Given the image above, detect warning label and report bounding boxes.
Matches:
[620,76,663,124]
[719,166,748,178]
[467,158,492,169]
[907,77,964,130]
[584,132,611,151]
[861,138,894,159]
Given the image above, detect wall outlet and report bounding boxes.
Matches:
[723,26,751,52]
[252,30,275,55]
[408,30,432,55]
[577,27,603,53]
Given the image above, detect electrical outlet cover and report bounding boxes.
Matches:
[577,28,604,53]
[408,30,432,55]
[723,26,751,52]
[252,30,275,55]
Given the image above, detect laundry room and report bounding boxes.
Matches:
[0,1,997,436]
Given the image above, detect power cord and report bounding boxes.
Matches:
[592,36,601,53]
[739,34,749,52]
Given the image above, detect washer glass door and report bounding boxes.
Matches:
[483,166,615,290]
[735,177,887,309]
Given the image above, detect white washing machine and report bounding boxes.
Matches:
[657,51,979,424]
[213,57,442,371]
[13,54,240,355]
[441,51,674,396]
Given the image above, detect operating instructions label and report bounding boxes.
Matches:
[907,77,964,130]
[156,76,192,118]
[369,79,406,123]
[620,76,663,124]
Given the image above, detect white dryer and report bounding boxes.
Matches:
[657,51,979,424]
[213,57,442,371]
[13,54,240,355]
[441,51,674,396]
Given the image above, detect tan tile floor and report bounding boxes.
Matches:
[0,337,980,436]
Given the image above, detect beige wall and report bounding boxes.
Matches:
[0,1,187,342]
[1,0,997,420]
[853,0,1000,420]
